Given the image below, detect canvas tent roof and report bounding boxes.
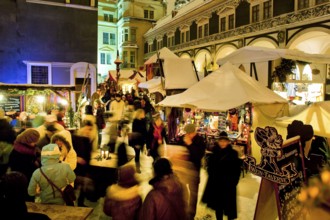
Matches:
[217,46,330,65]
[144,47,179,65]
[159,62,287,111]
[138,77,166,96]
[275,101,330,137]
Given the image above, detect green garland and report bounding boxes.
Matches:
[272,59,296,82]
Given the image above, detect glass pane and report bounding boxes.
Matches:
[103,32,109,44]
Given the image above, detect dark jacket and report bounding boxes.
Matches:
[202,144,241,218]
[72,135,92,176]
[104,185,142,220]
[139,174,187,220]
[9,143,38,182]
[184,134,206,171]
[95,107,105,130]
[131,118,147,146]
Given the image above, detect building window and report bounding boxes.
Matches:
[228,14,234,30]
[131,29,136,42]
[31,66,49,84]
[181,30,190,43]
[123,51,128,67]
[110,33,116,45]
[315,0,329,5]
[122,29,129,42]
[148,44,153,52]
[157,40,163,50]
[27,62,52,85]
[168,35,174,47]
[144,10,149,19]
[144,10,154,19]
[252,5,260,23]
[263,1,272,19]
[100,53,106,64]
[198,23,209,38]
[103,32,109,45]
[130,51,136,68]
[298,0,309,9]
[104,14,114,22]
[106,54,111,65]
[220,17,226,32]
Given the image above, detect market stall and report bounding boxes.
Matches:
[217,46,330,103]
[159,62,288,158]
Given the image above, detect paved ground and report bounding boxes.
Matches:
[86,145,260,220]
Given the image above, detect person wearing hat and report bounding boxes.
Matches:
[103,164,142,220]
[181,123,206,220]
[9,129,40,185]
[28,144,76,205]
[201,131,242,220]
[139,158,188,220]
[51,130,77,171]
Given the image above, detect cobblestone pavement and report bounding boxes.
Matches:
[86,145,260,220]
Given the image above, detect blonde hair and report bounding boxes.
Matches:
[134,109,145,120]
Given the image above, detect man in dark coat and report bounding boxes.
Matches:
[202,131,241,220]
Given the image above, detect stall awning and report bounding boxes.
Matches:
[0,83,75,91]
[159,62,287,111]
[276,101,330,138]
[138,77,166,96]
[217,46,330,65]
[144,47,179,65]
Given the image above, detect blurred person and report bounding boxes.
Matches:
[202,131,241,220]
[79,114,99,151]
[104,165,142,220]
[131,109,147,173]
[102,112,118,153]
[146,114,166,161]
[9,129,40,182]
[94,99,105,147]
[28,144,76,205]
[0,119,16,176]
[139,158,188,220]
[110,93,125,121]
[72,132,93,207]
[91,87,102,109]
[36,124,59,150]
[0,171,50,220]
[35,114,64,146]
[182,124,207,220]
[51,130,77,171]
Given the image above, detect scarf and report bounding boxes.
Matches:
[13,141,36,156]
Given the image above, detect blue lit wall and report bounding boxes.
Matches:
[0,0,97,84]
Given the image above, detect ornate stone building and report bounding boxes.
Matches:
[144,0,330,100]
[97,0,166,80]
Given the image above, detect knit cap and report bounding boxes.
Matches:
[16,129,40,145]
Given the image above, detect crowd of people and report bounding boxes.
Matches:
[0,88,243,220]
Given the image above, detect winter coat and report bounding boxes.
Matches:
[201,144,241,218]
[95,107,105,130]
[9,142,38,181]
[110,100,125,121]
[28,156,76,205]
[131,118,147,147]
[72,134,92,176]
[139,174,188,220]
[184,134,206,172]
[104,185,142,220]
[146,123,166,150]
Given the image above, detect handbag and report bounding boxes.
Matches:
[39,168,76,206]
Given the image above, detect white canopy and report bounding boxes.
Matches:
[144,47,179,65]
[276,101,330,137]
[138,77,166,96]
[217,46,330,65]
[159,62,287,111]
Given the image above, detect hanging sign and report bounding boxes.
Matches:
[0,95,23,112]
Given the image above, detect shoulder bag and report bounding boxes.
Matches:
[39,168,76,206]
